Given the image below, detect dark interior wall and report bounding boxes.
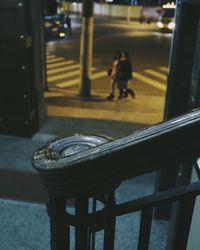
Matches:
[0,0,46,137]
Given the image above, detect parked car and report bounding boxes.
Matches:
[44,15,67,40]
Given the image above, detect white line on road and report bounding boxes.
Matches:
[47,64,96,75]
[134,72,166,91]
[46,57,66,63]
[57,78,79,88]
[47,64,80,75]
[47,60,75,69]
[56,71,108,88]
[91,71,108,79]
[144,69,167,80]
[46,55,56,59]
[48,70,81,82]
[48,68,96,82]
[159,67,168,73]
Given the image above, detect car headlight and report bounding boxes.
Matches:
[59,32,65,38]
[157,21,164,28]
[168,22,175,29]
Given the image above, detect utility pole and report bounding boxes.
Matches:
[79,0,94,97]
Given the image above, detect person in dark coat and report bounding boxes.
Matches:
[64,14,72,36]
[116,51,135,99]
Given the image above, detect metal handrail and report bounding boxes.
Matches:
[33,109,200,193]
[32,109,200,250]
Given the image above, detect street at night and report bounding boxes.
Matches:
[45,16,172,126]
[1,1,200,249]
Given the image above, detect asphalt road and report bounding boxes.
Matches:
[46,16,172,95]
[45,16,174,125]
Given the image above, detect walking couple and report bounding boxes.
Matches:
[106,50,135,101]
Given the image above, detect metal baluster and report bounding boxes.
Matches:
[48,194,70,250]
[167,195,196,250]
[91,198,97,250]
[103,191,116,250]
[75,197,89,250]
[138,207,153,250]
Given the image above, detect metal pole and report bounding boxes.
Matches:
[127,6,131,24]
[79,0,94,97]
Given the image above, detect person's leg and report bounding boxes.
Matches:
[118,88,124,99]
[106,79,115,100]
[124,80,135,98]
[117,80,125,100]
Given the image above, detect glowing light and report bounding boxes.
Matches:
[157,21,164,28]
[168,22,175,29]
[59,32,65,37]
[162,2,176,9]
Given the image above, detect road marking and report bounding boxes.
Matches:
[57,78,79,88]
[159,67,168,73]
[46,54,167,91]
[47,60,74,69]
[48,70,80,82]
[144,69,166,80]
[57,71,107,88]
[48,68,96,82]
[47,64,80,75]
[134,72,166,91]
[46,57,66,63]
[46,55,56,59]
[91,71,107,79]
[48,68,92,82]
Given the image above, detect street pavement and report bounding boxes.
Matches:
[45,51,166,126]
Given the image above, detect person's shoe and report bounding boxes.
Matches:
[130,90,135,99]
[106,93,114,100]
[126,89,135,99]
[124,90,128,98]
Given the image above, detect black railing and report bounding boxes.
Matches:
[33,109,200,250]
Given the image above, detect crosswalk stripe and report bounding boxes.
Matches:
[134,72,166,91]
[57,71,108,88]
[47,60,74,69]
[48,68,96,82]
[48,70,81,82]
[91,71,107,79]
[46,57,66,63]
[47,64,80,75]
[159,67,168,73]
[46,55,56,59]
[57,78,79,88]
[46,55,167,91]
[144,69,166,80]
